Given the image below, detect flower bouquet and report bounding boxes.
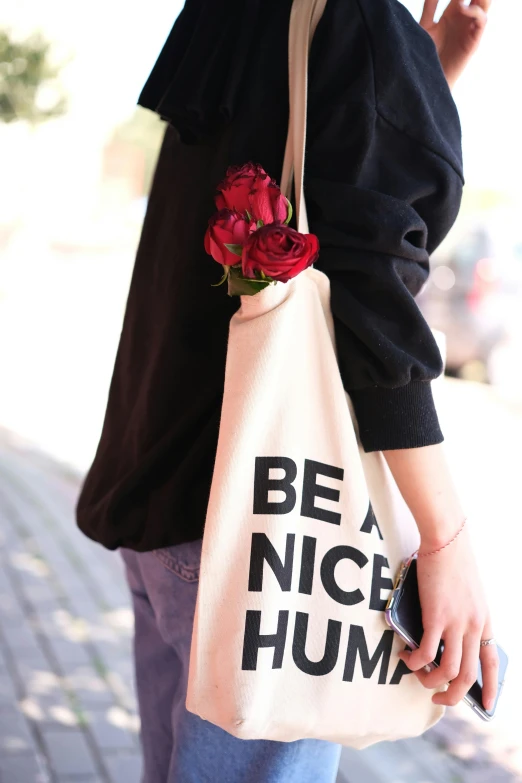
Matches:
[204,163,319,296]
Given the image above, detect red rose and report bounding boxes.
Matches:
[204,210,256,266]
[249,182,289,225]
[216,163,271,214]
[242,224,319,283]
[215,163,289,224]
[216,163,270,214]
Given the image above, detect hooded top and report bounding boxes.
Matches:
[77,0,464,551]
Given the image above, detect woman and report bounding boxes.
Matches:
[77,0,496,781]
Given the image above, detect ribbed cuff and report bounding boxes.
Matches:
[349,382,444,453]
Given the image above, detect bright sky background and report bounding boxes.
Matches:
[3,0,521,194]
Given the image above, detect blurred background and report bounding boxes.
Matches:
[0,1,520,782]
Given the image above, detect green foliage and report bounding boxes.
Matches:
[227,266,273,297]
[0,30,67,124]
[224,243,243,256]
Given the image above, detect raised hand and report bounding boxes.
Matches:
[420,0,491,88]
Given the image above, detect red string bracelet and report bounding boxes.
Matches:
[414,517,468,558]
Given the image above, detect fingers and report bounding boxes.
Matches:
[471,0,492,12]
[449,0,490,10]
[480,627,500,711]
[399,625,442,673]
[422,630,463,691]
[459,3,489,25]
[433,632,479,706]
[420,0,439,26]
[403,620,499,711]
[445,0,489,21]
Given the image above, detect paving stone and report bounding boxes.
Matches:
[340,736,463,783]
[461,766,520,783]
[89,636,129,667]
[0,568,13,593]
[58,779,103,783]
[41,728,100,778]
[2,621,46,657]
[47,637,93,667]
[337,749,382,783]
[0,585,26,627]
[20,581,61,608]
[103,658,137,712]
[0,752,51,783]
[100,607,133,640]
[13,651,79,728]
[86,571,129,604]
[0,671,18,707]
[64,665,115,710]
[104,655,134,684]
[51,561,98,596]
[14,648,57,685]
[0,707,37,755]
[85,707,138,751]
[0,520,19,550]
[65,594,107,623]
[37,609,91,651]
[105,752,142,783]
[18,694,80,730]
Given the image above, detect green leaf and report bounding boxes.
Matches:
[226,267,274,297]
[284,198,293,226]
[224,243,243,257]
[228,277,272,297]
[211,266,230,287]
[245,210,252,221]
[256,219,264,228]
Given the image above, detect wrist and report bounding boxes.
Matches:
[418,516,467,556]
[414,500,466,550]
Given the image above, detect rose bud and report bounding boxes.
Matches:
[204,210,256,266]
[215,163,271,215]
[242,224,319,283]
[248,183,290,225]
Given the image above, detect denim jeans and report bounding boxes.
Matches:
[121,540,342,783]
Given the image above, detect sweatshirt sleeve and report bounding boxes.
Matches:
[304,0,464,452]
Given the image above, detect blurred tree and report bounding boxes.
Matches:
[0,30,67,125]
[110,107,165,196]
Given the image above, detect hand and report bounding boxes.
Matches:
[398,527,499,710]
[420,0,491,88]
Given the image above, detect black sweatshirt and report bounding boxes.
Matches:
[76,0,463,551]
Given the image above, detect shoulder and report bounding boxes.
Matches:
[310,0,463,180]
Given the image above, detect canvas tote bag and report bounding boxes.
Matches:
[186,0,445,748]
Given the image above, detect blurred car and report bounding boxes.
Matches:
[419,219,522,382]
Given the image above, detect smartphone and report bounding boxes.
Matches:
[385,555,508,721]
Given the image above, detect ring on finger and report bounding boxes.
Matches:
[480,638,496,647]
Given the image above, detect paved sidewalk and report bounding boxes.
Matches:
[0,434,140,783]
[0,402,520,783]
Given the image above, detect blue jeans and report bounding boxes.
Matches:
[121,540,341,783]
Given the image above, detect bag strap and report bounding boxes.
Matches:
[281,0,328,235]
